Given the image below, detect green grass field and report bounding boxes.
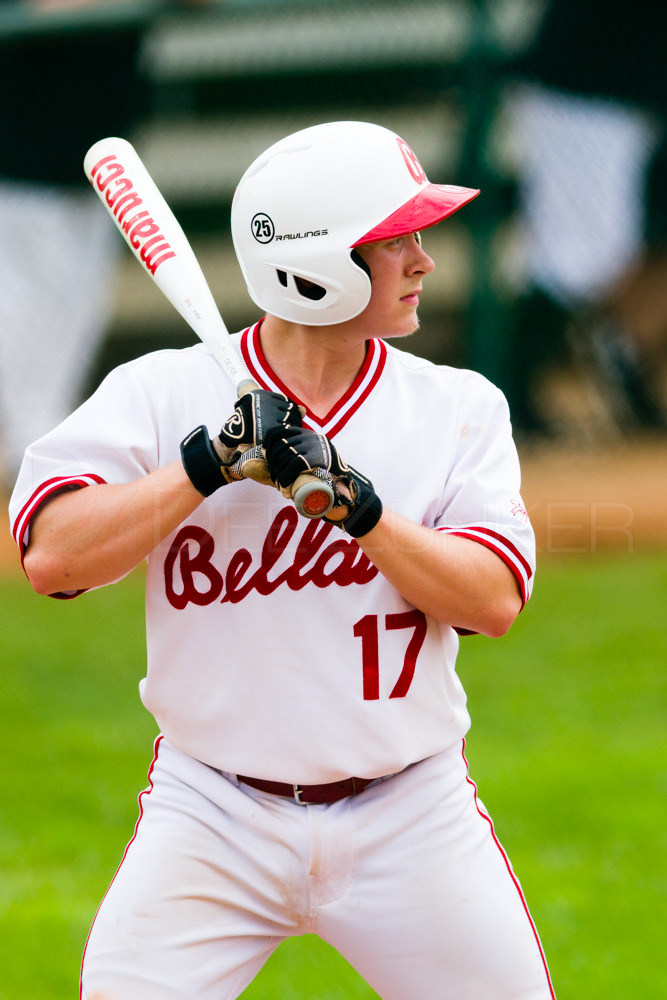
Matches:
[1,549,665,999]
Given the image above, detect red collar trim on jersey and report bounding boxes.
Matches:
[240,321,387,438]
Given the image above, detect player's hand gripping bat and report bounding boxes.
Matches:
[83,136,334,519]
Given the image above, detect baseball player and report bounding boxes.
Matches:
[10,121,556,1000]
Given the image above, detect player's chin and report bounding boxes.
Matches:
[383,314,421,340]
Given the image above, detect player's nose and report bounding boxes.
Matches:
[408,242,435,275]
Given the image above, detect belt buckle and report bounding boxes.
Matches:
[293,784,306,805]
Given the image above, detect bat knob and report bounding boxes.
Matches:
[292,476,335,519]
[237,379,259,397]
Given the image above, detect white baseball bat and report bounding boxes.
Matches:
[83,136,334,518]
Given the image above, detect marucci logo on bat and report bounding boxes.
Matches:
[88,154,176,274]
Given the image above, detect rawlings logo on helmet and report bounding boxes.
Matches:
[251,213,329,245]
[275,230,329,242]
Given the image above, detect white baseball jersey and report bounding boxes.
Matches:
[10,322,535,784]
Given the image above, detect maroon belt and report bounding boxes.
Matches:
[237,774,376,805]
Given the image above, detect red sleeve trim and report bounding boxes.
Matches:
[12,474,106,553]
[11,474,107,598]
[436,524,533,608]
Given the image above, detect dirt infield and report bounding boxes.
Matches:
[518,438,666,556]
[2,439,665,578]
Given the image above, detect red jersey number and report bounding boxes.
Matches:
[353,610,427,700]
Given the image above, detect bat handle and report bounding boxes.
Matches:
[237,378,259,396]
[234,380,335,518]
[228,446,335,519]
[291,471,336,519]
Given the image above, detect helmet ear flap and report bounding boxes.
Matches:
[276,252,368,302]
[350,249,371,281]
[275,270,327,301]
[294,275,327,301]
[256,250,371,325]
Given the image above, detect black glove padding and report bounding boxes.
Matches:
[214,389,302,466]
[180,388,301,497]
[263,425,383,537]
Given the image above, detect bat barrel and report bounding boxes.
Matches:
[84,136,334,520]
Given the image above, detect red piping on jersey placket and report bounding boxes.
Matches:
[461,740,557,1000]
[79,735,163,1000]
[240,321,387,437]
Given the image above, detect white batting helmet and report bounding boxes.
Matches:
[231,121,479,326]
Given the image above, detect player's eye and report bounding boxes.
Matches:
[385,233,421,250]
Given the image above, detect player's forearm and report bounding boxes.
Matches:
[357,511,522,637]
[23,462,203,595]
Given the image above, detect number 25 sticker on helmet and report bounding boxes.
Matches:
[231,121,479,326]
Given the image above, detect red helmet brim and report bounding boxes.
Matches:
[352,183,480,246]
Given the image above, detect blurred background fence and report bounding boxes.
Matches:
[1,0,666,490]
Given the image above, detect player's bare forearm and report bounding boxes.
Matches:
[357,511,522,637]
[23,462,203,596]
[261,424,522,634]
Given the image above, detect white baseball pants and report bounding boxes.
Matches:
[80,737,555,1000]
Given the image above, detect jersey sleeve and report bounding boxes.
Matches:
[434,371,536,610]
[8,358,161,588]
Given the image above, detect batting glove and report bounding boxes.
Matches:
[180,390,302,497]
[263,425,383,537]
[215,389,302,465]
